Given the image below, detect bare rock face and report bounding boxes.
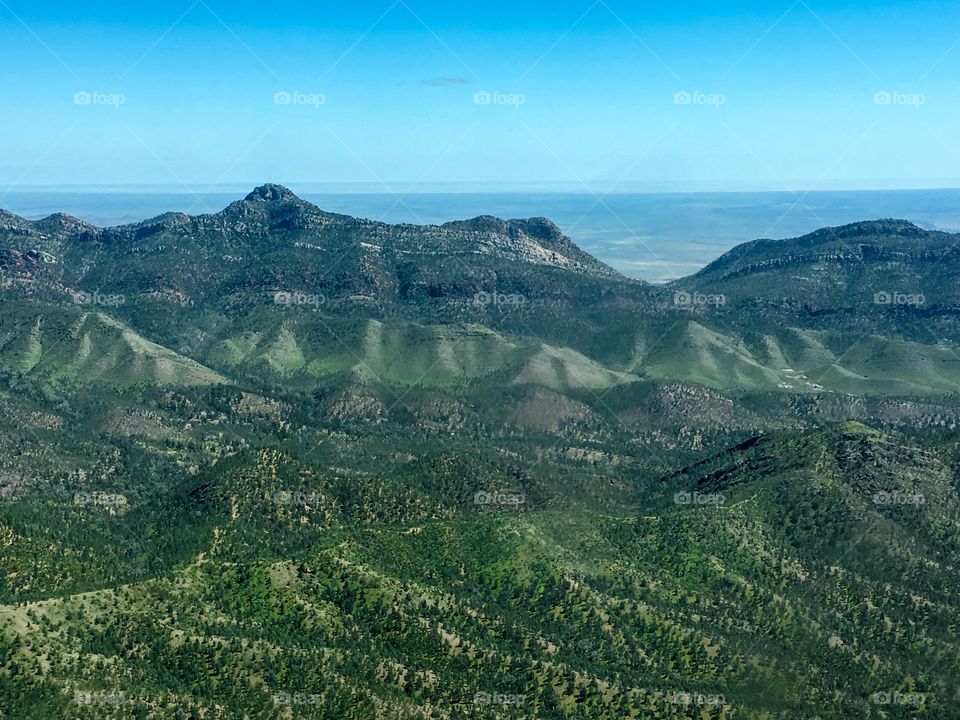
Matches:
[243,183,300,203]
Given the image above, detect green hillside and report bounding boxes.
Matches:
[2,189,960,718]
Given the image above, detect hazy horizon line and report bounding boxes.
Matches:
[6,181,960,196]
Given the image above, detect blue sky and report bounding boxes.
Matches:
[2,0,959,190]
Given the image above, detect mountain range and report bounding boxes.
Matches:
[1,186,959,718]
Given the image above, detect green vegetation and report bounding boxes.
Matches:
[0,188,959,717]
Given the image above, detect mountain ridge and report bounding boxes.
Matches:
[0,184,624,281]
[6,188,959,291]
[691,219,929,278]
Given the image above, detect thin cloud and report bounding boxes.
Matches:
[422,76,469,87]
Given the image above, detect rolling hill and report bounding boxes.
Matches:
[2,188,960,718]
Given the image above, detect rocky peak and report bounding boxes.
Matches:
[243,184,301,204]
[804,219,925,242]
[0,210,33,234]
[32,212,97,235]
[507,217,564,244]
[205,184,333,236]
[438,215,620,277]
